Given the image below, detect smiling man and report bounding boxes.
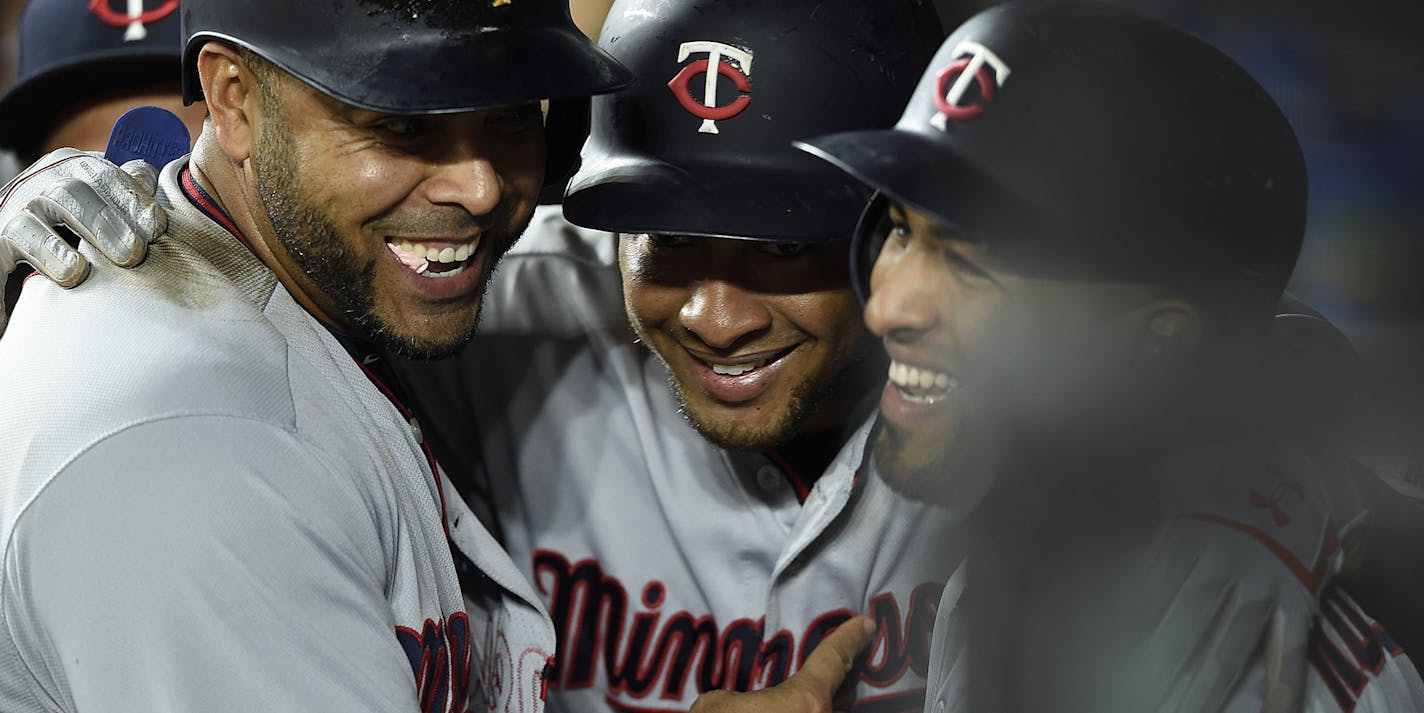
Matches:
[0,2,957,711]
[0,0,631,711]
[799,2,1424,711]
[392,1,958,711]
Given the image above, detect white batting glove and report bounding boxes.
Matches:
[0,148,165,335]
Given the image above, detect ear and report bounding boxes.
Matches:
[1134,299,1202,364]
[194,43,264,162]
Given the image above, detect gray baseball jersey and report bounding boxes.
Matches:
[395,206,960,713]
[921,439,1424,713]
[0,159,555,713]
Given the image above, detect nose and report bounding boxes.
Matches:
[420,137,504,218]
[679,278,772,351]
[863,245,940,343]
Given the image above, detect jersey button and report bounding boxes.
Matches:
[756,465,782,493]
[409,417,424,444]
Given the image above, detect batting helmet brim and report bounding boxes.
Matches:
[795,128,1047,247]
[185,25,633,114]
[562,152,873,243]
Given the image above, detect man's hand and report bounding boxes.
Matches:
[0,148,164,334]
[689,616,875,713]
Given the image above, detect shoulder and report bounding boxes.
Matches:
[0,275,298,479]
[3,416,381,578]
[1163,436,1345,598]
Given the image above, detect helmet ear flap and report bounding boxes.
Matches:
[541,96,592,201]
[851,191,891,305]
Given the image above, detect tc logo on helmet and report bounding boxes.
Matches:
[667,41,754,135]
[930,41,1011,130]
[88,0,178,42]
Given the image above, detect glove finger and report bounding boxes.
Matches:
[36,181,147,268]
[0,208,91,288]
[72,154,166,249]
[118,159,159,197]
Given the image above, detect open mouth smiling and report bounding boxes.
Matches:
[385,235,482,279]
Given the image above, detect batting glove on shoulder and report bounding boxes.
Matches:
[0,148,164,334]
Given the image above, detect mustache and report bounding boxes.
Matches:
[367,208,495,237]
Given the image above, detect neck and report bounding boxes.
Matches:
[191,133,351,335]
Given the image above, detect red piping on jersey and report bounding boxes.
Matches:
[1179,512,1337,594]
[178,165,451,539]
[764,449,812,503]
[180,166,249,249]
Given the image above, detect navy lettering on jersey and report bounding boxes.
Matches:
[1308,588,1405,712]
[531,549,941,706]
[397,612,473,713]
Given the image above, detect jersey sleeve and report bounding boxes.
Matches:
[2,416,421,713]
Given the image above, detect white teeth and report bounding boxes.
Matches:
[711,359,768,376]
[396,236,482,266]
[887,360,957,400]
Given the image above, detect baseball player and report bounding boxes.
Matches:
[0,0,206,165]
[0,1,961,711]
[796,2,1424,711]
[396,3,959,711]
[0,0,632,711]
[0,0,204,317]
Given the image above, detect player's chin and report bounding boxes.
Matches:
[682,398,800,453]
[367,299,483,360]
[874,416,1000,512]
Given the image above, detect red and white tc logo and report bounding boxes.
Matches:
[89,0,178,42]
[667,41,754,135]
[930,40,1011,130]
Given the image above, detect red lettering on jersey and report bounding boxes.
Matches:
[397,613,472,713]
[531,549,940,711]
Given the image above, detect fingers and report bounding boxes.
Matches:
[35,181,147,268]
[0,209,91,288]
[78,155,166,248]
[686,616,876,713]
[0,150,162,288]
[118,159,159,197]
[788,616,876,705]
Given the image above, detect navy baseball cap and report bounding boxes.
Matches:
[0,0,184,155]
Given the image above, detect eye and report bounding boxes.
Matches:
[888,220,910,244]
[372,116,427,137]
[759,242,811,258]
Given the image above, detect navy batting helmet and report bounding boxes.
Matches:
[180,0,635,185]
[0,0,184,157]
[561,0,945,243]
[797,1,1307,302]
